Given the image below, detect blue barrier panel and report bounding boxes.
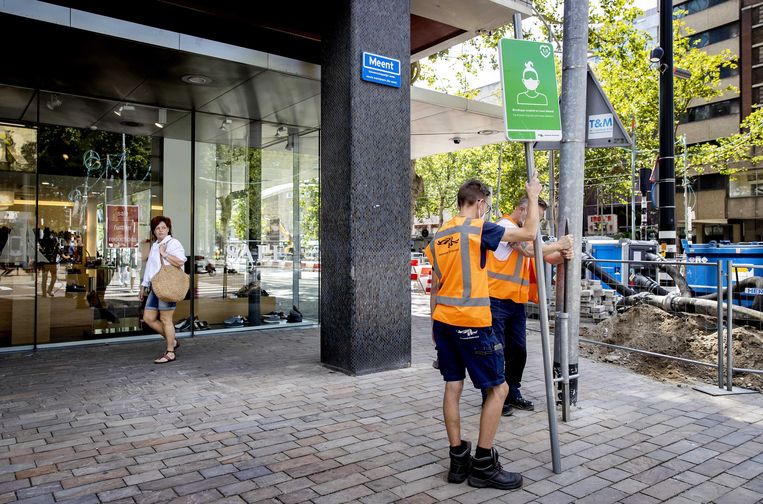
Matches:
[683,240,763,307]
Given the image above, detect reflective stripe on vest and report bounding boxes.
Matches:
[426,216,491,326]
[487,246,535,303]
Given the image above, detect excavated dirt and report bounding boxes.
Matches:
[580,304,763,392]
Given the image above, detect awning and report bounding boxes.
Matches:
[411,86,505,159]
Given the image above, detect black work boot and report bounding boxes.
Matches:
[447,441,472,483]
[467,447,522,490]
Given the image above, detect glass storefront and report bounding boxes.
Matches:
[0,85,319,348]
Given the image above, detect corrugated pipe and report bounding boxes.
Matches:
[698,276,763,312]
[644,252,693,296]
[581,253,636,297]
[623,292,763,323]
[630,273,669,295]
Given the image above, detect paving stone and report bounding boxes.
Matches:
[1,313,762,504]
[678,447,719,464]
[575,486,629,504]
[563,475,611,498]
[714,486,763,504]
[640,477,692,500]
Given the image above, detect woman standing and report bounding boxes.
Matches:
[140,216,186,364]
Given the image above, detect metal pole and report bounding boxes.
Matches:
[717,260,724,388]
[556,0,588,415]
[514,13,561,475]
[292,133,301,307]
[495,144,503,220]
[658,0,677,265]
[726,260,733,391]
[549,151,556,237]
[546,152,555,303]
[631,121,637,239]
[682,135,691,242]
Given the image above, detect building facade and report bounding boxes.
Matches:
[0,0,527,375]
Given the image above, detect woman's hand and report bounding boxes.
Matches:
[159,243,167,258]
[139,288,145,301]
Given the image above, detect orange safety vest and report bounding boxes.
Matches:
[486,216,539,304]
[425,216,492,327]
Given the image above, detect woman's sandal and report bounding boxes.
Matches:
[154,351,176,364]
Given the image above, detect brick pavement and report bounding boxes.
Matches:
[0,295,761,503]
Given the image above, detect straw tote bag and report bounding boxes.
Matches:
[152,248,189,302]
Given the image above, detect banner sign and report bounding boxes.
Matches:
[499,38,562,142]
[106,204,139,248]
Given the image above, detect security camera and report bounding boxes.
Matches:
[451,137,462,145]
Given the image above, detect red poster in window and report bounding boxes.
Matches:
[106,204,139,248]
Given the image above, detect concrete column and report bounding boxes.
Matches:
[320,0,411,374]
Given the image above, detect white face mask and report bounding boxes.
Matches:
[478,201,491,220]
[523,77,540,91]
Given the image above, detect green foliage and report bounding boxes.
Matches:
[413,0,744,222]
[36,125,152,179]
[414,144,549,223]
[300,178,320,243]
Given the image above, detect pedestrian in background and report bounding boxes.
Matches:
[139,216,186,364]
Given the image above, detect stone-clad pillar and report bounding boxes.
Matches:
[320,0,411,374]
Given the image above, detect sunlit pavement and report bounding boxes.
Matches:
[0,293,761,503]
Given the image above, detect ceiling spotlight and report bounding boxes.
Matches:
[181,74,213,85]
[220,118,233,131]
[477,129,499,136]
[113,104,135,117]
[46,95,62,111]
[155,108,167,129]
[89,125,98,131]
[275,126,288,137]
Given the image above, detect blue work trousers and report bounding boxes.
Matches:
[481,297,527,402]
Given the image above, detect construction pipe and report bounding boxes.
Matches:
[644,252,693,296]
[581,253,636,297]
[623,292,763,323]
[630,273,669,295]
[698,276,763,312]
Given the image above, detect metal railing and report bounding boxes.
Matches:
[579,257,762,392]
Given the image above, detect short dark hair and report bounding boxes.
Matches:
[457,179,491,208]
[150,215,172,239]
[516,195,548,210]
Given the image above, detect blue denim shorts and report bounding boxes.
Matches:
[433,320,505,389]
[144,287,177,311]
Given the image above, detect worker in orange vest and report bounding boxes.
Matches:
[425,175,541,491]
[484,196,573,416]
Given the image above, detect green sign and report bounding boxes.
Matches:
[499,38,562,142]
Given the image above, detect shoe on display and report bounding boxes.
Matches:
[286,305,303,323]
[508,396,535,411]
[447,441,472,483]
[224,315,246,327]
[467,447,522,490]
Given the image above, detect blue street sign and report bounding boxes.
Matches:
[361,52,401,88]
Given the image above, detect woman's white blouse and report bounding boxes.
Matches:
[141,235,186,287]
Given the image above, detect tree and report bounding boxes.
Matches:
[412,0,742,231]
